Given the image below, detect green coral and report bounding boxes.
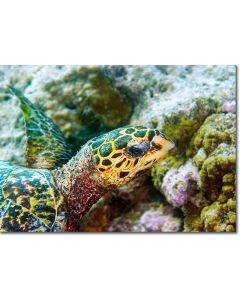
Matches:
[182,202,203,232]
[183,113,236,232]
[193,113,236,201]
[162,98,219,151]
[42,66,137,147]
[199,144,236,201]
[151,155,184,192]
[192,112,236,154]
[201,199,236,232]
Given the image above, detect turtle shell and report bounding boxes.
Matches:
[0,160,66,232]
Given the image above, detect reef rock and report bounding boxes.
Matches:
[184,113,236,232]
[129,65,236,150]
[107,202,182,233]
[0,65,137,164]
[161,160,207,208]
[79,174,183,233]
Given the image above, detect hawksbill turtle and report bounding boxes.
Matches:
[0,87,175,232]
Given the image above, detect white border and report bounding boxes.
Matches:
[0,1,239,300]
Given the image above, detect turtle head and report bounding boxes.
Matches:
[89,126,175,187]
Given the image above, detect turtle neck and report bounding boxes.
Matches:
[52,146,108,231]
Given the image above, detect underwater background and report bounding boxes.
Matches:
[0,65,236,232]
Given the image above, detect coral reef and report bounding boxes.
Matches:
[124,65,238,233]
[79,174,182,233]
[128,65,236,151]
[140,211,167,231]
[200,199,236,232]
[140,210,181,232]
[0,66,137,164]
[181,113,236,232]
[107,202,182,233]
[150,107,236,231]
[79,175,153,232]
[161,160,207,208]
[0,98,26,164]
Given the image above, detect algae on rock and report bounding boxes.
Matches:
[185,113,236,232]
[0,66,137,164]
[150,111,236,232]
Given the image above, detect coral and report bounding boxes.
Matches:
[200,199,236,232]
[132,97,221,151]
[192,113,236,155]
[151,155,183,188]
[129,65,236,151]
[0,66,137,164]
[79,175,154,232]
[107,203,182,233]
[151,111,236,232]
[0,67,33,165]
[38,67,136,146]
[152,157,208,209]
[199,143,235,200]
[192,113,236,200]
[161,160,208,208]
[221,101,236,113]
[182,202,204,232]
[140,210,181,232]
[1,65,236,164]
[183,113,236,232]
[106,65,236,105]
[161,216,182,232]
[79,174,183,233]
[140,211,167,231]
[0,66,236,232]
[0,98,26,165]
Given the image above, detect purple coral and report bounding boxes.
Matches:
[161,161,200,207]
[221,101,236,113]
[140,211,181,232]
[161,217,181,232]
[140,211,167,231]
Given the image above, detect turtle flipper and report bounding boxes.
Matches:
[9,86,73,170]
[0,160,65,232]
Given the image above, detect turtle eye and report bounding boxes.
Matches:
[125,141,150,157]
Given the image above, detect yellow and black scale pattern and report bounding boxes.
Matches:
[0,161,65,232]
[88,126,163,180]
